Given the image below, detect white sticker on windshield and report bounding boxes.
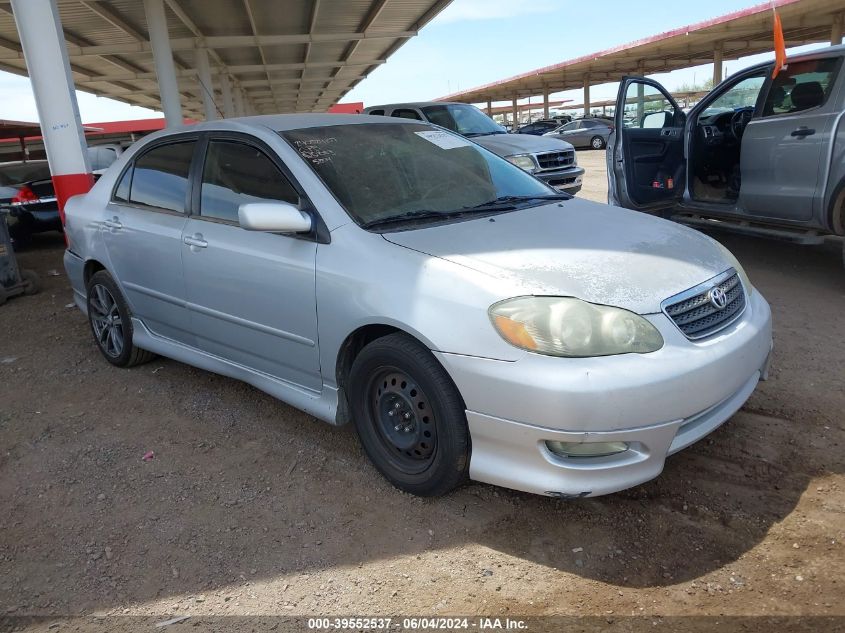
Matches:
[414,130,472,149]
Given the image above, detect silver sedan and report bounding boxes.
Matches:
[544,118,613,149]
[63,114,773,498]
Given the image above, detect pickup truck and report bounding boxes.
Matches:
[364,102,585,194]
[607,44,845,266]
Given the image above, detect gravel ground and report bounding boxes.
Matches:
[1,151,844,630]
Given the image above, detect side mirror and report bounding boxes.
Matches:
[238,202,312,233]
[642,110,671,129]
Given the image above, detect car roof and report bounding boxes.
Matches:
[133,113,431,142]
[364,101,472,111]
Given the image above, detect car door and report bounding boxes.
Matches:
[180,135,321,391]
[740,56,843,222]
[609,77,685,212]
[101,138,196,344]
[554,121,581,145]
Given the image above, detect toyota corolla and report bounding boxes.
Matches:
[62,114,773,498]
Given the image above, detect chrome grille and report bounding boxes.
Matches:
[662,269,746,340]
[535,150,575,171]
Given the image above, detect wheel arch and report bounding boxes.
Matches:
[83,258,107,287]
[828,178,845,236]
[333,323,448,426]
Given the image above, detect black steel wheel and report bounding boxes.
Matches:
[349,332,469,496]
[368,368,437,473]
[86,270,155,367]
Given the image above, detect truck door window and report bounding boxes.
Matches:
[391,109,423,121]
[622,82,677,128]
[762,57,842,116]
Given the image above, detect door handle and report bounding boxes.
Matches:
[103,216,122,230]
[183,234,208,249]
[790,127,815,137]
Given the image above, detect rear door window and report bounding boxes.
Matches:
[128,141,195,212]
[762,57,842,116]
[199,140,298,223]
[391,109,423,121]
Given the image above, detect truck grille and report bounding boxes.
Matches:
[662,269,746,340]
[535,150,575,171]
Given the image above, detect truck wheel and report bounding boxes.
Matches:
[20,269,39,295]
[0,286,7,306]
[348,332,470,497]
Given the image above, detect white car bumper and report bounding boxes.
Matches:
[434,289,773,497]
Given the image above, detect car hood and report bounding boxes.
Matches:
[381,199,733,314]
[472,133,574,156]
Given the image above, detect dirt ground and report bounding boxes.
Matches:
[1,151,844,630]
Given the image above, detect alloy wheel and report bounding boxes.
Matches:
[89,283,124,358]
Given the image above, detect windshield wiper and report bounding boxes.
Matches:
[462,193,571,211]
[361,208,498,229]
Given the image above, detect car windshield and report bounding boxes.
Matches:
[419,104,506,137]
[701,74,766,117]
[282,122,556,229]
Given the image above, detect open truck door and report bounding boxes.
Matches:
[608,77,685,213]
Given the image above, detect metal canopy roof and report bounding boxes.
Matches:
[438,0,845,104]
[0,0,451,118]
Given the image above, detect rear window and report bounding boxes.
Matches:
[0,162,52,186]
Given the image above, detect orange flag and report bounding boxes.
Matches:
[772,10,786,78]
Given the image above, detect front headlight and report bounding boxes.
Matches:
[489,296,664,357]
[505,153,537,173]
[713,241,753,296]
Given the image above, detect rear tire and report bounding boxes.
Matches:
[590,135,605,150]
[86,270,155,367]
[348,332,470,497]
[0,286,7,306]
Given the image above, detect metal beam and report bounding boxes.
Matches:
[195,47,217,120]
[144,0,182,126]
[79,1,146,41]
[0,31,417,60]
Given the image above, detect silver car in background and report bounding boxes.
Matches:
[544,117,614,150]
[63,114,773,498]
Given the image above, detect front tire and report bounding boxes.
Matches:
[348,333,470,497]
[86,270,155,367]
[590,135,605,150]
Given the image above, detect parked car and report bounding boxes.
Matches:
[363,102,584,194]
[552,114,573,124]
[608,44,845,265]
[545,117,614,149]
[63,115,772,499]
[516,120,560,136]
[1,144,123,244]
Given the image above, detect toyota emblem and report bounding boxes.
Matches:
[708,286,728,310]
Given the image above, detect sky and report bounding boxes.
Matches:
[0,0,838,123]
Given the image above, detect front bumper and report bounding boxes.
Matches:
[434,289,772,497]
[535,165,585,192]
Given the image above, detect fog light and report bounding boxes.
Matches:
[545,441,629,458]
